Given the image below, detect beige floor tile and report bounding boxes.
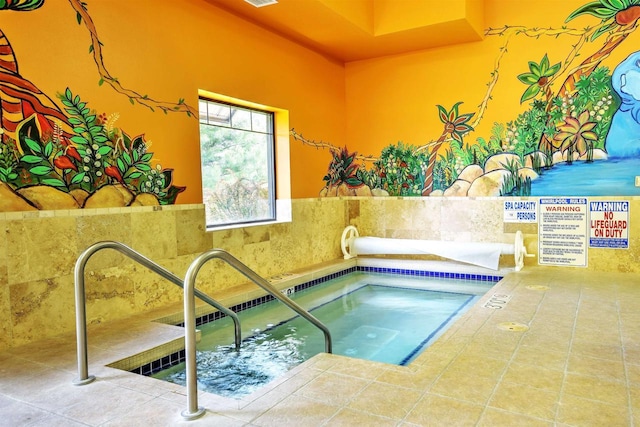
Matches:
[404,393,484,426]
[326,356,387,380]
[566,355,627,384]
[348,381,422,419]
[374,366,436,390]
[445,353,508,380]
[478,407,554,427]
[0,399,57,426]
[518,330,572,352]
[488,380,558,420]
[562,373,629,407]
[570,338,624,361]
[557,394,631,426]
[430,371,497,405]
[324,407,398,426]
[511,344,568,372]
[251,394,340,427]
[294,371,370,405]
[229,389,289,422]
[501,362,564,393]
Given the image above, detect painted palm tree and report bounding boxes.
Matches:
[559,0,640,96]
[422,102,474,195]
[517,54,562,105]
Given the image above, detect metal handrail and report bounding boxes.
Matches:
[181,249,333,420]
[72,241,242,386]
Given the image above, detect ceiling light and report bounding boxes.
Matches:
[244,0,278,8]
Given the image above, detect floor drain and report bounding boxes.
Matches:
[497,322,529,332]
[526,285,549,291]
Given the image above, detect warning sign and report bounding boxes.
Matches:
[589,201,629,249]
[538,198,588,267]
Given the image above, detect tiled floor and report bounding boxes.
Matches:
[0,263,638,426]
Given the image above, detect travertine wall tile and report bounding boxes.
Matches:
[10,275,75,345]
[0,268,10,351]
[6,216,78,285]
[77,213,133,269]
[130,210,178,260]
[351,198,386,236]
[83,264,136,325]
[176,208,210,255]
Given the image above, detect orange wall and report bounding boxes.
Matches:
[4,0,345,201]
[344,0,640,161]
[8,0,640,200]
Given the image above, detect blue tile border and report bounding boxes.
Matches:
[134,266,502,376]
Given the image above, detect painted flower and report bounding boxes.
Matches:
[105,165,123,183]
[53,155,77,171]
[553,110,598,155]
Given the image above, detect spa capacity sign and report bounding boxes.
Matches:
[538,198,588,267]
[589,201,629,249]
[503,200,537,222]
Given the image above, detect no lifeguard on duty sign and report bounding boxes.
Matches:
[589,201,629,249]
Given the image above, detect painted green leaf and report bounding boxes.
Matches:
[132,150,139,162]
[21,155,43,164]
[128,171,142,179]
[141,153,153,162]
[136,163,151,172]
[68,117,83,125]
[518,72,539,85]
[71,173,86,184]
[97,146,112,155]
[25,138,42,154]
[93,135,108,143]
[116,158,126,173]
[520,84,541,103]
[42,178,66,187]
[29,165,53,176]
[70,136,88,145]
[98,78,104,86]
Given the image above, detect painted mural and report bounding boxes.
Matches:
[0,0,188,212]
[294,0,640,198]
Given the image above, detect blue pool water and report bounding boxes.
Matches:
[530,157,640,196]
[152,271,496,397]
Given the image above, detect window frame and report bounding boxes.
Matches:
[198,90,291,231]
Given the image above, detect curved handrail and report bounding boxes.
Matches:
[181,249,333,420]
[72,241,241,386]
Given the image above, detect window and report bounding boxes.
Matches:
[199,98,277,228]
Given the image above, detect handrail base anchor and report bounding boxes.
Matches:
[72,375,96,386]
[181,407,206,421]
